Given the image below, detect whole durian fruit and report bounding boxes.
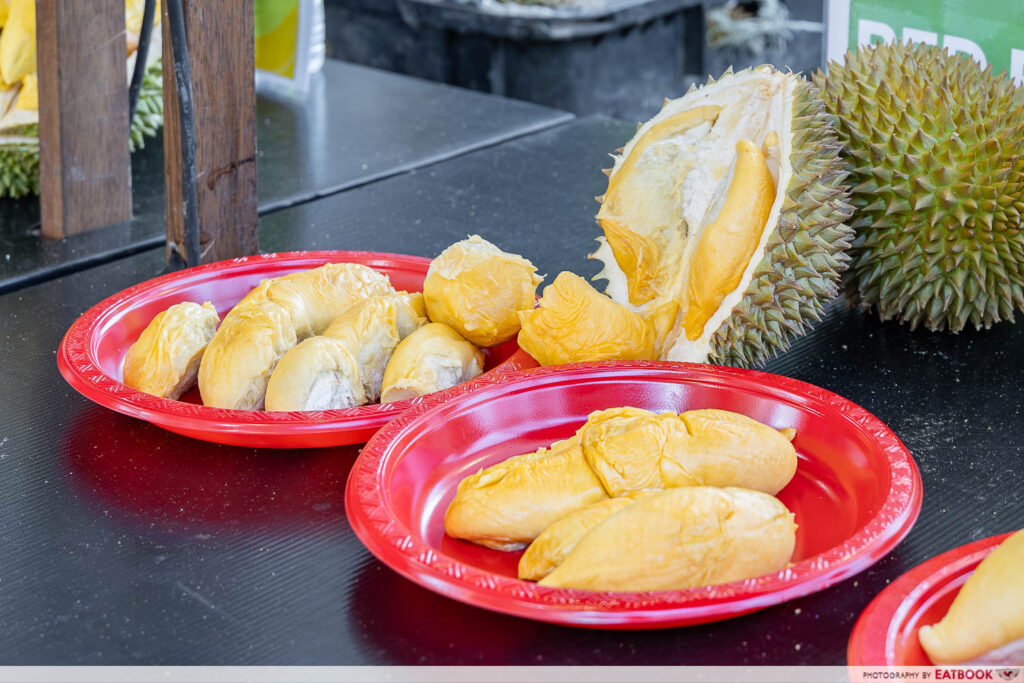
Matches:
[814,41,1024,332]
[0,0,164,199]
[592,66,855,367]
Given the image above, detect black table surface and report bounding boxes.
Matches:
[0,60,572,295]
[1,116,1021,665]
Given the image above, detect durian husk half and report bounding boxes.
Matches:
[592,66,855,367]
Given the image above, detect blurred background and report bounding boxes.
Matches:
[322,0,825,122]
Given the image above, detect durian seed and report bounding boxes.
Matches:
[683,139,777,340]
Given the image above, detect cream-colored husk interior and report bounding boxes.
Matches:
[593,67,795,363]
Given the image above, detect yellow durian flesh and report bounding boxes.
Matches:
[198,299,298,410]
[578,407,798,497]
[919,529,1024,665]
[379,322,483,404]
[397,291,427,322]
[538,486,796,592]
[683,139,776,340]
[444,436,608,551]
[673,409,798,494]
[322,294,427,402]
[0,1,161,123]
[594,67,795,364]
[446,406,798,552]
[12,70,33,109]
[263,335,364,412]
[198,263,394,410]
[518,495,640,581]
[264,292,423,412]
[122,301,219,400]
[597,105,723,306]
[516,271,659,366]
[125,0,161,55]
[578,407,687,496]
[423,235,542,347]
[0,76,18,119]
[0,0,34,86]
[252,263,394,340]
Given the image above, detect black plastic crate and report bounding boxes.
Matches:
[325,0,711,121]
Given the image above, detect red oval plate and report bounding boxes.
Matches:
[57,251,536,448]
[848,532,1015,665]
[346,360,923,628]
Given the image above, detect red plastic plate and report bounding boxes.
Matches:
[57,251,536,448]
[346,361,923,628]
[848,532,1014,665]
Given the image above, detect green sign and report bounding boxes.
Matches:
[825,0,1024,83]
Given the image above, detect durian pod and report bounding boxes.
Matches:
[516,271,664,366]
[814,41,1024,333]
[517,495,641,581]
[122,301,219,400]
[918,529,1024,665]
[578,407,798,497]
[538,487,796,591]
[592,66,855,368]
[0,0,34,85]
[319,293,426,403]
[444,435,607,551]
[263,336,365,412]
[445,407,797,550]
[264,293,425,411]
[379,322,484,404]
[198,263,395,410]
[423,235,542,347]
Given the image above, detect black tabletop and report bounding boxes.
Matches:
[1,116,1021,665]
[0,60,571,295]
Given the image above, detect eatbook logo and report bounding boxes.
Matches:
[997,670,1020,681]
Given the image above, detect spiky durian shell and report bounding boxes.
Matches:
[0,59,163,199]
[814,41,1024,332]
[128,57,165,152]
[708,78,855,367]
[0,136,39,197]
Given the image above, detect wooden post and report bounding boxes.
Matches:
[36,0,133,239]
[162,0,259,265]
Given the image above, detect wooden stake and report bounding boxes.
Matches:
[37,0,133,239]
[162,0,258,265]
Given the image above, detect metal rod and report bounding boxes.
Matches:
[165,0,201,267]
[128,0,156,124]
